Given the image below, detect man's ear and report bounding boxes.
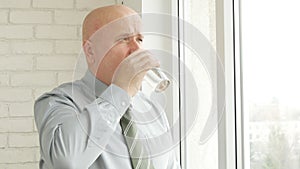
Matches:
[83,40,95,65]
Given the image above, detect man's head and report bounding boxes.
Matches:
[82,5,143,85]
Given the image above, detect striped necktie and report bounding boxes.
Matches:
[120,106,155,169]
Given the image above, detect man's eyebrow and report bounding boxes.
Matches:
[138,34,144,39]
[114,33,130,41]
[116,33,131,39]
[115,33,143,41]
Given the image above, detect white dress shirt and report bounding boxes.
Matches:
[34,70,181,169]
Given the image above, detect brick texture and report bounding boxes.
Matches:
[0,57,33,71]
[76,0,115,9]
[0,26,33,39]
[0,0,31,9]
[35,25,78,39]
[9,101,34,117]
[11,72,56,87]
[0,88,32,102]
[33,0,73,9]
[0,10,8,23]
[0,148,39,163]
[0,74,9,86]
[10,10,52,24]
[58,71,75,84]
[0,1,119,168]
[0,118,34,133]
[8,133,39,147]
[11,41,53,54]
[33,87,54,100]
[36,56,77,71]
[54,10,88,25]
[2,163,39,169]
[0,104,9,117]
[0,41,9,54]
[55,40,82,54]
[0,134,7,148]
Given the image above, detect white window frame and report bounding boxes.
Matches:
[124,0,242,168]
[177,0,241,167]
[220,0,245,169]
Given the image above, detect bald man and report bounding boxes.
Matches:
[34,5,181,169]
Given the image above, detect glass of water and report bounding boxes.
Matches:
[143,68,170,92]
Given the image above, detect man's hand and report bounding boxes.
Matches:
[112,49,160,96]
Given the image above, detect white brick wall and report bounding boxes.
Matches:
[9,102,34,117]
[0,163,39,169]
[54,10,88,25]
[0,118,34,132]
[0,74,9,86]
[0,10,9,24]
[8,133,39,147]
[11,72,57,86]
[0,148,39,163]
[0,57,33,71]
[0,88,32,102]
[36,56,77,70]
[10,11,52,24]
[35,25,78,39]
[0,0,116,168]
[0,134,7,148]
[0,26,34,39]
[0,0,31,9]
[55,40,82,54]
[0,41,9,54]
[32,0,74,9]
[76,0,115,9]
[11,41,53,54]
[58,71,75,84]
[0,104,9,117]
[33,87,55,100]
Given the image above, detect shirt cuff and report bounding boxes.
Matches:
[98,84,131,116]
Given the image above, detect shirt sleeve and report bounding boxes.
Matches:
[34,84,131,169]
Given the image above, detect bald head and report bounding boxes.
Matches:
[82,5,137,45]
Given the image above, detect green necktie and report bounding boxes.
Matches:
[120,106,155,169]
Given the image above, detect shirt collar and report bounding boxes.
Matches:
[81,70,108,97]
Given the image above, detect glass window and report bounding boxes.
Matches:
[182,0,220,168]
[140,1,224,168]
[240,1,300,169]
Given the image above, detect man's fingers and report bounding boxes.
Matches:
[128,50,160,70]
[112,49,160,96]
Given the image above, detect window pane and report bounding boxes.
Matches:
[240,1,300,169]
[183,0,219,168]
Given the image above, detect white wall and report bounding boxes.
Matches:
[0,0,116,168]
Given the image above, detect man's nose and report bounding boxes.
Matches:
[129,39,141,53]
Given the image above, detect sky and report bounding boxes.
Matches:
[241,0,300,108]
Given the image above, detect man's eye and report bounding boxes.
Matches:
[137,38,143,43]
[117,37,129,43]
[122,37,130,42]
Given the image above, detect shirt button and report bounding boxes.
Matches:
[121,101,126,106]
